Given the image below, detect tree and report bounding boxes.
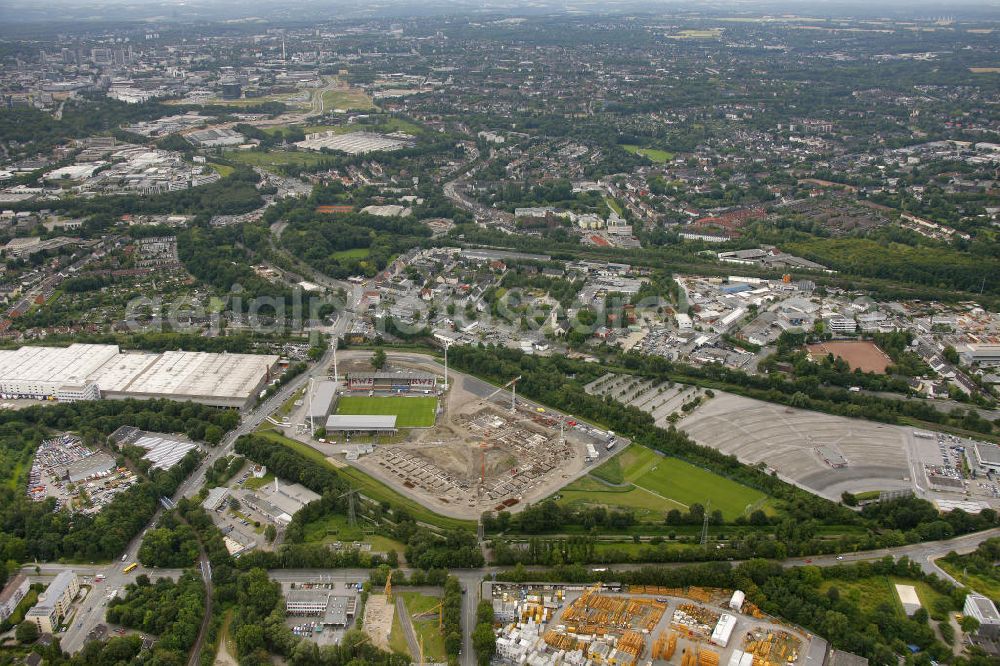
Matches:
[16,621,39,643]
[959,615,980,634]
[264,524,277,543]
[942,345,960,365]
[229,497,241,511]
[234,623,265,655]
[472,623,496,665]
[371,348,387,370]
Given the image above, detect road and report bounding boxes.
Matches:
[394,596,421,661]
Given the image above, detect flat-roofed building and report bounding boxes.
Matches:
[0,574,29,623]
[63,452,116,483]
[0,345,279,409]
[972,442,1000,473]
[26,571,78,634]
[895,584,921,616]
[0,344,120,398]
[285,590,353,626]
[325,415,397,434]
[203,486,230,512]
[961,344,1000,367]
[307,381,340,424]
[107,350,279,409]
[964,593,1000,640]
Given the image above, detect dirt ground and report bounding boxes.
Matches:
[806,340,891,374]
[362,595,394,651]
[286,352,613,520]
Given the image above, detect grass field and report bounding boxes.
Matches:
[252,429,474,531]
[333,247,371,261]
[244,472,274,490]
[622,145,674,163]
[604,196,624,216]
[300,512,406,554]
[670,29,722,39]
[323,87,376,111]
[335,396,438,428]
[559,445,772,521]
[222,149,330,170]
[937,560,1000,603]
[398,592,447,662]
[388,607,410,656]
[818,577,902,616]
[209,163,234,177]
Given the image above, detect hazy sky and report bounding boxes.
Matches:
[0,0,997,27]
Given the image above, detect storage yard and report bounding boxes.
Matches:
[0,344,280,408]
[490,581,816,666]
[27,434,138,514]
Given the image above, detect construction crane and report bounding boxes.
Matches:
[415,601,444,629]
[482,375,522,412]
[479,433,494,488]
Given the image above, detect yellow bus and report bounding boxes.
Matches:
[122,562,138,574]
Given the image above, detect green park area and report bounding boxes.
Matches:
[335,396,438,428]
[558,445,772,522]
[817,576,954,621]
[299,512,406,554]
[622,145,674,163]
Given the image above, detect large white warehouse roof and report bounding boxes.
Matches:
[0,344,279,408]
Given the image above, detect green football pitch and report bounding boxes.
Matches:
[335,395,438,428]
[558,445,772,521]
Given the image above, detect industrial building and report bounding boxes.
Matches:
[0,344,279,409]
[972,442,1000,473]
[109,426,199,470]
[285,589,355,626]
[63,452,116,483]
[26,571,78,634]
[241,478,320,525]
[294,131,413,154]
[961,344,1000,367]
[203,487,231,512]
[346,371,436,392]
[186,128,244,147]
[964,594,1000,640]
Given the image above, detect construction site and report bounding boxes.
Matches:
[294,351,617,520]
[489,581,820,666]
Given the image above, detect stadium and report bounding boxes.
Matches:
[346,371,437,393]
